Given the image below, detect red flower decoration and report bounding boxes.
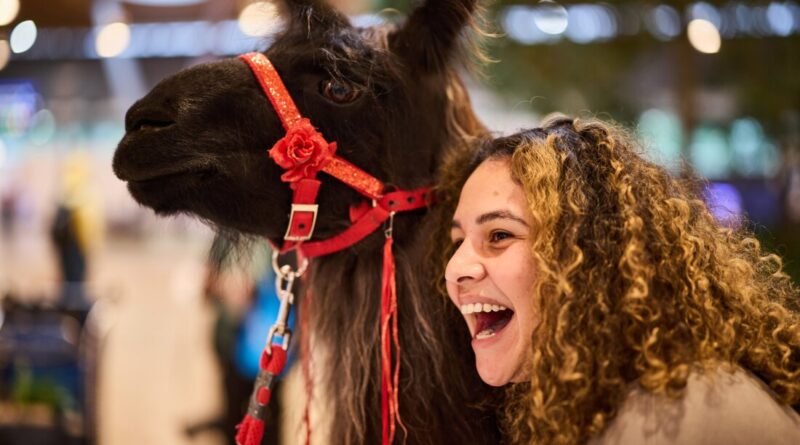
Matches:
[269,118,336,183]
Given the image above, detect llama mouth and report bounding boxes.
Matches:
[128,167,215,186]
[126,167,217,213]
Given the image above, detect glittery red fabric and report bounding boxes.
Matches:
[240,53,302,130]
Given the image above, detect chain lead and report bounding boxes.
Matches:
[265,251,308,354]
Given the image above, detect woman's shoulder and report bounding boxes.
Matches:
[589,366,800,445]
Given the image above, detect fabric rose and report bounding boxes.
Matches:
[269,118,336,183]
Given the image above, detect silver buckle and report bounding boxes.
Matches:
[284,203,318,241]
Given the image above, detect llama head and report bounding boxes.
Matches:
[112,0,484,241]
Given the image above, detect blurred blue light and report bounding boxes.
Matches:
[0,82,38,136]
[734,3,755,35]
[350,14,385,28]
[766,2,795,36]
[638,108,683,173]
[647,5,682,41]
[688,2,722,29]
[690,126,731,179]
[502,6,559,45]
[534,1,569,35]
[565,4,617,43]
[27,109,56,145]
[750,6,774,37]
[705,182,743,227]
[730,118,780,177]
[718,3,740,38]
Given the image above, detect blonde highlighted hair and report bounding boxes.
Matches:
[435,115,800,444]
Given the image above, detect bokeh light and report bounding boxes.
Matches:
[534,1,568,35]
[687,19,722,54]
[95,22,132,58]
[729,118,779,177]
[706,182,743,227]
[502,6,555,45]
[0,138,6,169]
[647,5,682,41]
[0,0,20,27]
[690,126,730,179]
[238,1,281,37]
[27,109,57,146]
[638,108,683,173]
[766,2,795,36]
[0,40,10,71]
[688,2,722,29]
[565,4,617,44]
[10,20,38,54]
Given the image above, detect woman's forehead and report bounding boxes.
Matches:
[454,159,528,225]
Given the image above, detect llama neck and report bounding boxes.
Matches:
[303,207,499,445]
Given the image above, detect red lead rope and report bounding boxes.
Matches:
[235,345,287,445]
[238,52,430,445]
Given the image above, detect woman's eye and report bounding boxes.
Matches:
[489,231,512,243]
[451,239,464,250]
[320,79,361,104]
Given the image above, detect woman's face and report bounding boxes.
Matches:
[446,158,539,386]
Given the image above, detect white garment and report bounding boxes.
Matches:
[589,367,800,445]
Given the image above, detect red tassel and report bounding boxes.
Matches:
[236,345,287,445]
[381,235,405,445]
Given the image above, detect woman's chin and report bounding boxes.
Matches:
[477,368,512,387]
[472,317,522,387]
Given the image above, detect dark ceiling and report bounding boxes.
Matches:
[6,0,238,29]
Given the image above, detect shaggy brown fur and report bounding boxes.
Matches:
[112,0,500,443]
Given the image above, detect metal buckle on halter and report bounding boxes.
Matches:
[284,203,319,241]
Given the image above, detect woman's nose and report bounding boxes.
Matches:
[445,242,486,284]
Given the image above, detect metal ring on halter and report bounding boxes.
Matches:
[265,325,292,351]
[272,250,309,278]
[384,211,396,238]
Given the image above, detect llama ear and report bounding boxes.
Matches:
[278,0,349,30]
[389,0,479,72]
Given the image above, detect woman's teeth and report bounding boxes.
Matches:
[460,302,508,315]
[475,329,496,339]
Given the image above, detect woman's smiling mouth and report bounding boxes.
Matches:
[459,302,515,339]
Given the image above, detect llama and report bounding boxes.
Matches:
[112,0,500,443]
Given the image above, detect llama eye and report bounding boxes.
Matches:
[320,79,361,104]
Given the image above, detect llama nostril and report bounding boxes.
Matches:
[125,103,176,133]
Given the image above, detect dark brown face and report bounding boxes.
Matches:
[112,0,479,242]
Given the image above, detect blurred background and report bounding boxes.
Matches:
[0,0,797,444]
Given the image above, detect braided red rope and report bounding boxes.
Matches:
[235,345,288,445]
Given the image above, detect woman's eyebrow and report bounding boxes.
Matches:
[476,210,529,227]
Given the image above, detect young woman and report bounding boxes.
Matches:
[444,116,800,444]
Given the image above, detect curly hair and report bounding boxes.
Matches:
[435,115,800,445]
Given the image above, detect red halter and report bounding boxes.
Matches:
[236,52,425,445]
